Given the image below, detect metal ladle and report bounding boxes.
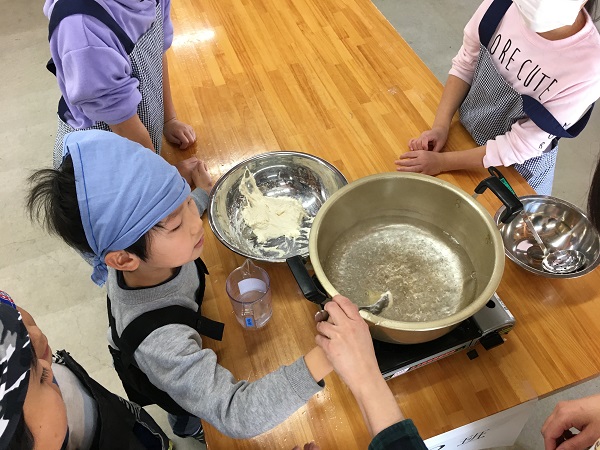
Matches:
[521,211,586,274]
[486,167,586,274]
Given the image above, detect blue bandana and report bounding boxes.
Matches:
[0,294,31,447]
[62,130,191,286]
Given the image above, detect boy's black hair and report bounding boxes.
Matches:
[27,154,151,261]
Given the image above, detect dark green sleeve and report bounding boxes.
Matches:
[368,419,428,450]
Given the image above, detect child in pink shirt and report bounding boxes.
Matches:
[399,0,600,194]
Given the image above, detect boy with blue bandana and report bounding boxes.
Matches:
[27,130,333,442]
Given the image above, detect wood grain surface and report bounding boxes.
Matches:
[160,0,600,447]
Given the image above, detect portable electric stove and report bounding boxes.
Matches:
[374,293,515,380]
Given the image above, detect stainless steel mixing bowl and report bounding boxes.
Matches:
[494,195,600,278]
[208,151,347,262]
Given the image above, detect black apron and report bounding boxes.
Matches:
[47,0,165,168]
[459,0,593,195]
[55,350,171,450]
[107,258,224,417]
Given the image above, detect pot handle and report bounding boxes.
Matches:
[286,255,328,304]
[474,168,523,224]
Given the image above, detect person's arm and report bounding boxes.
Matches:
[162,53,197,149]
[304,346,333,384]
[315,296,403,436]
[541,394,600,450]
[109,114,155,151]
[431,75,471,136]
[134,323,326,438]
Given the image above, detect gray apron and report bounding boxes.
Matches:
[48,0,165,168]
[459,0,593,195]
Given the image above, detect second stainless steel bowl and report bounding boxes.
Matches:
[495,195,600,278]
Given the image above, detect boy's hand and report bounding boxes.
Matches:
[164,118,197,149]
[408,126,449,153]
[191,160,213,194]
[174,157,199,185]
[395,150,445,176]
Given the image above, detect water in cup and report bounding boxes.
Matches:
[226,259,273,329]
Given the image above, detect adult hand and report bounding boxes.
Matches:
[541,394,600,450]
[174,157,199,185]
[292,442,320,450]
[408,126,449,153]
[394,150,445,175]
[164,118,197,149]
[191,160,213,194]
[315,295,381,390]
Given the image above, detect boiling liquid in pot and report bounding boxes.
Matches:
[324,216,477,322]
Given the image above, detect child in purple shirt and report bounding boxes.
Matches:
[44,0,197,169]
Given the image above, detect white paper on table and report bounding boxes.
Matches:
[424,399,537,450]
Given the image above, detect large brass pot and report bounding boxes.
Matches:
[290,172,521,344]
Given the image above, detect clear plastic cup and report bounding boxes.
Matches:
[225,259,272,329]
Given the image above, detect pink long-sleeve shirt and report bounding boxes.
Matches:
[450,0,600,167]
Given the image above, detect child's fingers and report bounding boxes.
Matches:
[188,127,197,142]
[396,164,422,173]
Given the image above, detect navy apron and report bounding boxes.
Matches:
[459,0,593,195]
[48,0,164,168]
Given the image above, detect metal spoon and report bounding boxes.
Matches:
[314,291,393,323]
[358,291,393,315]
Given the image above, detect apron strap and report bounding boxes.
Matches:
[478,0,513,47]
[48,0,134,51]
[523,96,594,139]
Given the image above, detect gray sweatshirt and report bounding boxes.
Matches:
[106,189,324,438]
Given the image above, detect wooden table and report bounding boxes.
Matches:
[162,0,600,447]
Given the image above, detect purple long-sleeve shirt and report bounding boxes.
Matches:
[44,0,174,128]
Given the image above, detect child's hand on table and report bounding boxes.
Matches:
[164,117,197,149]
[395,149,445,176]
[408,126,449,153]
[191,160,213,194]
[174,156,199,185]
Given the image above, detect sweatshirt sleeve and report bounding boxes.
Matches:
[50,15,142,126]
[449,0,494,84]
[134,324,323,438]
[191,188,209,216]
